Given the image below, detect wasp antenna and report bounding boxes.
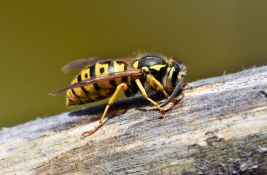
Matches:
[160,80,184,107]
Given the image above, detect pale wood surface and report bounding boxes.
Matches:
[0,66,267,175]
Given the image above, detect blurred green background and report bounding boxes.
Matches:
[0,1,266,127]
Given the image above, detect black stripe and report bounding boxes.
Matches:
[71,89,79,98]
[123,62,129,84]
[77,74,82,81]
[71,75,81,98]
[172,64,180,87]
[90,65,96,78]
[77,74,89,94]
[167,67,171,79]
[81,87,89,94]
[124,62,128,70]
[89,65,100,90]
[90,65,99,90]
[116,60,125,65]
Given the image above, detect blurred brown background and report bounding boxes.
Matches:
[0,1,266,127]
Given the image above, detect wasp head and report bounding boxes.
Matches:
[164,59,187,93]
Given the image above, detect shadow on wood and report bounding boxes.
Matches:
[68,91,163,117]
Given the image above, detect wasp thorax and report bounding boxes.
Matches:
[138,56,166,68]
[137,55,168,79]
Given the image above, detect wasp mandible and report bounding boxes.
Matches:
[50,54,187,137]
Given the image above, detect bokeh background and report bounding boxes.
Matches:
[0,1,267,127]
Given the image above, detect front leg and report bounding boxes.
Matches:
[146,74,169,99]
[135,79,165,118]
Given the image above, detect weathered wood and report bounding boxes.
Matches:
[1,66,267,175]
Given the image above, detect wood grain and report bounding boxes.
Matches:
[0,66,267,175]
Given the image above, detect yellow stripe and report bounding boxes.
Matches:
[132,60,139,69]
[80,68,97,94]
[149,64,166,71]
[114,61,125,72]
[71,78,87,98]
[66,89,76,100]
[114,61,125,84]
[95,62,113,88]
[81,68,90,80]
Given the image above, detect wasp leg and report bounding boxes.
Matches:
[160,82,188,109]
[82,83,129,137]
[162,92,184,111]
[147,74,169,98]
[135,79,165,118]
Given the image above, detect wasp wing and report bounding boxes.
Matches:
[50,69,143,96]
[61,57,112,73]
[61,57,137,73]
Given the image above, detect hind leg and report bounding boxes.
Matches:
[82,83,129,137]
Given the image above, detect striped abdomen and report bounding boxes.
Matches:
[66,60,129,106]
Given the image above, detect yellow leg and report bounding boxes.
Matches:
[82,83,128,137]
[147,74,169,98]
[135,79,165,117]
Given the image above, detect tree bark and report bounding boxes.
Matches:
[0,66,267,175]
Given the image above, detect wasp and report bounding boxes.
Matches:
[50,54,187,137]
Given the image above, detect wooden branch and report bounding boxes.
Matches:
[1,66,267,175]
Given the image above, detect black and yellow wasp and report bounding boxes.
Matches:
[50,54,187,137]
